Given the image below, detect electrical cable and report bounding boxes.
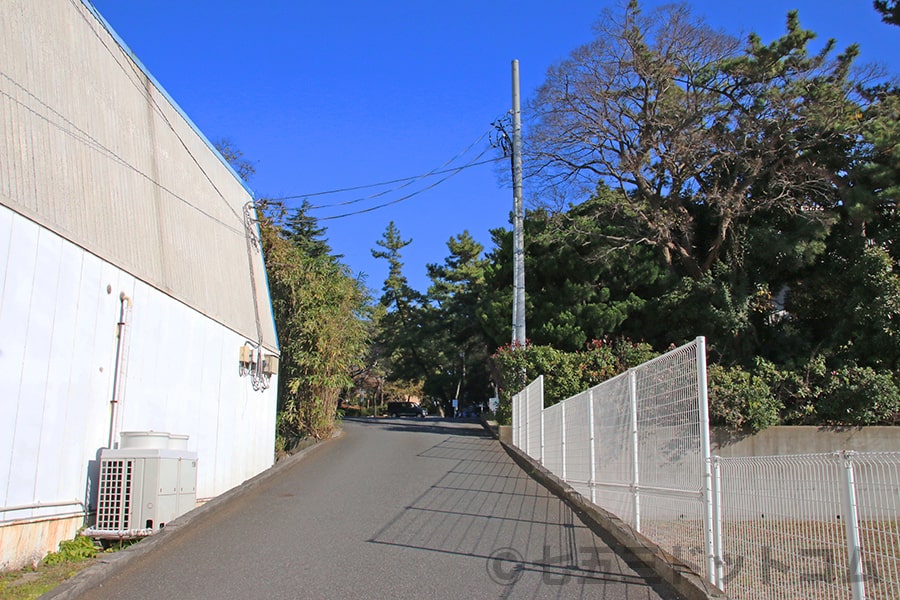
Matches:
[308,156,502,211]
[317,151,504,221]
[265,118,509,221]
[272,126,495,204]
[70,0,242,224]
[0,71,244,236]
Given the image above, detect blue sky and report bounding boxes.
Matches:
[89,0,898,296]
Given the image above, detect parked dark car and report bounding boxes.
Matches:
[387,401,427,418]
[457,405,482,419]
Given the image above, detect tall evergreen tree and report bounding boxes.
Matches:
[527,2,865,281]
[426,231,494,407]
[284,199,333,259]
[370,222,432,396]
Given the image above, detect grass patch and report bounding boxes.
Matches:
[0,558,95,600]
[0,535,140,599]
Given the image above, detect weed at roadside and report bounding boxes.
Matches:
[0,535,140,600]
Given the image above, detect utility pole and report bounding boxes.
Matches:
[511,59,526,347]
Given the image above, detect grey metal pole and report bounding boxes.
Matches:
[561,400,567,480]
[629,369,641,532]
[524,384,530,457]
[696,336,718,585]
[511,59,526,347]
[840,451,866,600]
[588,388,597,505]
[711,455,725,589]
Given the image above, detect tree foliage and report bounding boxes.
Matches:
[527,2,866,281]
[491,339,658,422]
[259,204,369,442]
[482,190,663,351]
[707,363,781,432]
[214,138,256,182]
[370,224,496,415]
[370,222,431,387]
[475,1,900,429]
[875,0,900,26]
[425,231,495,408]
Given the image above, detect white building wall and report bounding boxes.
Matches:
[0,207,278,569]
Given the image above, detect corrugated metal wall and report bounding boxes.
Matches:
[0,0,276,350]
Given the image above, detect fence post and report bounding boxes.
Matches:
[561,400,567,480]
[512,391,518,448]
[839,451,866,600]
[523,385,529,456]
[711,455,725,589]
[517,391,522,448]
[588,388,597,506]
[629,368,641,532]
[526,382,533,458]
[696,336,717,586]
[538,376,545,466]
[540,407,545,466]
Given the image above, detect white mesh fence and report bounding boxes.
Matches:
[854,453,900,599]
[713,451,900,600]
[592,371,634,519]
[511,375,544,462]
[509,337,714,582]
[509,339,900,599]
[563,392,592,497]
[542,402,563,475]
[631,341,712,577]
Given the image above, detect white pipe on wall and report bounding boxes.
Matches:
[108,292,131,449]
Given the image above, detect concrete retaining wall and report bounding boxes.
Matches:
[712,425,900,457]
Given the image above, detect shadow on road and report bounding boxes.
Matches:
[343,416,491,438]
[366,434,680,598]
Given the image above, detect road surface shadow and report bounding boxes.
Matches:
[344,416,492,438]
[368,435,682,599]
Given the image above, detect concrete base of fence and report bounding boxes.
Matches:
[499,440,729,600]
[479,419,512,444]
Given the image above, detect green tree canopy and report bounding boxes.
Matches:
[260,211,370,441]
[527,1,866,281]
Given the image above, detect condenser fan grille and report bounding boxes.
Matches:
[96,458,133,531]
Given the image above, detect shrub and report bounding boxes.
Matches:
[41,535,97,565]
[579,338,657,384]
[754,356,825,425]
[707,364,781,432]
[491,338,658,424]
[817,365,900,425]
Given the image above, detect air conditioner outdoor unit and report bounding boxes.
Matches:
[90,432,198,538]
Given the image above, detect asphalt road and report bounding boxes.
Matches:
[62,418,682,599]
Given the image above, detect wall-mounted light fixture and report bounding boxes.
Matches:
[262,354,279,376]
[238,344,255,373]
[239,341,277,391]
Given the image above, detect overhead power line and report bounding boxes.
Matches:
[317,152,504,221]
[274,157,501,207]
[267,122,507,220]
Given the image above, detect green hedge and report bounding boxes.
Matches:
[494,343,900,430]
